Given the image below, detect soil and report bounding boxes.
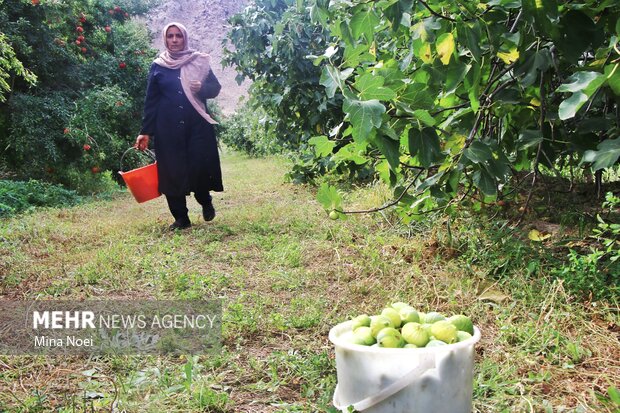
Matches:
[143,0,250,116]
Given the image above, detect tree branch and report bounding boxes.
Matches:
[465,110,485,146]
[417,0,457,22]
[509,9,523,33]
[516,72,546,225]
[340,169,425,214]
[431,102,470,116]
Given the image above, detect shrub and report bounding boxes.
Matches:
[553,192,620,300]
[218,103,281,157]
[6,92,73,180]
[0,0,158,193]
[225,0,620,216]
[0,179,81,217]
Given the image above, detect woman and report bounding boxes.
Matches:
[135,22,223,230]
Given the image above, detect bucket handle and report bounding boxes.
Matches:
[332,355,436,412]
[119,147,156,173]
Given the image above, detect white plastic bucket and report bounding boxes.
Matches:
[329,321,481,413]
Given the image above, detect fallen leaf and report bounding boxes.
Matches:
[528,229,551,242]
[478,288,511,303]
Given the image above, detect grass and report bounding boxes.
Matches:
[0,149,618,412]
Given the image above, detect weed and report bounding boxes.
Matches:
[595,386,620,412]
[190,384,231,411]
[0,179,81,218]
[552,192,619,300]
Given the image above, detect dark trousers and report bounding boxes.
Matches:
[166,191,211,222]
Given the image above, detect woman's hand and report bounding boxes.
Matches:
[190,80,201,94]
[135,134,150,151]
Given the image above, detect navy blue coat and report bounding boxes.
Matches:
[140,63,224,197]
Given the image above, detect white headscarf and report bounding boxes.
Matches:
[154,22,217,124]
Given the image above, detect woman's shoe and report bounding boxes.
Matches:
[202,201,216,221]
[169,219,191,230]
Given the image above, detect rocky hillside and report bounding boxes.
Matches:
[144,0,250,116]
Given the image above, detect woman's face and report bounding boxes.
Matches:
[166,26,184,52]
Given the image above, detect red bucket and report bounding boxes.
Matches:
[119,148,161,203]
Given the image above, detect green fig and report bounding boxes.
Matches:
[381,307,402,328]
[426,339,448,347]
[448,314,474,335]
[401,322,430,347]
[430,320,458,344]
[423,311,446,324]
[351,314,371,331]
[400,307,420,324]
[370,315,392,338]
[457,331,473,342]
[351,326,376,345]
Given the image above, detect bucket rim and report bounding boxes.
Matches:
[329,320,481,354]
[118,161,157,176]
[119,147,156,173]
